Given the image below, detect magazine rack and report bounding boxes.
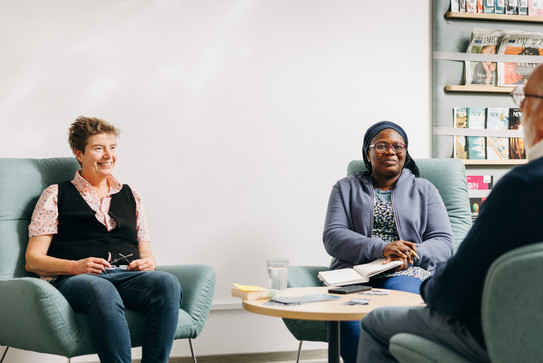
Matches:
[433,0,541,171]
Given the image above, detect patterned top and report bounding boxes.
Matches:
[372,189,431,281]
[28,170,150,242]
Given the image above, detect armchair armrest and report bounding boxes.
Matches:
[389,333,470,363]
[287,266,328,288]
[156,264,215,333]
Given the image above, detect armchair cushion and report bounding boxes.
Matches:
[389,333,470,363]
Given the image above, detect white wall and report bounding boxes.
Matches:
[0,0,431,361]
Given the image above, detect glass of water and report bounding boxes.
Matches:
[266,258,289,290]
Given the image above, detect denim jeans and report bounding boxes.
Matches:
[53,269,182,363]
[339,276,422,363]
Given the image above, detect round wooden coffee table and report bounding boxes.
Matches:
[241,286,424,363]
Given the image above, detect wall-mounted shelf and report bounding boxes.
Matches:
[445,11,543,23]
[462,159,527,165]
[444,85,515,93]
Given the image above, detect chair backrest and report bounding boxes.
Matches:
[0,158,80,279]
[482,241,543,363]
[347,158,471,250]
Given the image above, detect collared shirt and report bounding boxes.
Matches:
[527,138,543,161]
[28,171,150,242]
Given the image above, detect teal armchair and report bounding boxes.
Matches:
[0,158,215,362]
[282,158,472,361]
[390,241,543,363]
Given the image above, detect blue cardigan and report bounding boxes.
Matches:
[421,155,543,346]
[323,169,454,271]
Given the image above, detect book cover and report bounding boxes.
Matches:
[467,136,486,159]
[468,107,486,128]
[509,108,523,130]
[467,0,478,11]
[317,259,403,287]
[467,175,494,190]
[510,137,526,159]
[487,107,509,129]
[452,0,460,11]
[487,137,509,160]
[519,0,529,14]
[478,0,485,11]
[529,0,543,15]
[470,197,487,221]
[465,29,503,86]
[495,0,505,13]
[485,0,496,12]
[454,107,468,128]
[505,0,519,13]
[497,31,543,86]
[456,136,468,159]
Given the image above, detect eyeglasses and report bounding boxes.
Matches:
[369,142,406,154]
[511,86,543,106]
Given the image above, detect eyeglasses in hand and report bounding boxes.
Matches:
[369,142,406,154]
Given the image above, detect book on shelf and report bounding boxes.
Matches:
[519,0,529,14]
[467,0,478,12]
[465,29,502,86]
[317,259,403,287]
[510,137,526,158]
[487,107,509,129]
[506,0,519,14]
[455,136,468,159]
[470,197,487,221]
[454,107,468,128]
[529,0,543,15]
[468,107,486,128]
[467,175,494,190]
[497,31,543,87]
[487,137,509,160]
[467,136,487,159]
[509,108,523,130]
[496,0,505,14]
[484,0,496,12]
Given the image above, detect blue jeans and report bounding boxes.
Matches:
[339,276,422,363]
[53,269,182,363]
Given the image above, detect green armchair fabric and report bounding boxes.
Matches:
[0,158,215,360]
[390,241,543,363]
[282,158,472,358]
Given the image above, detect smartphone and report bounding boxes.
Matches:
[328,285,372,294]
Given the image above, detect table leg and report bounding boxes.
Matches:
[328,321,340,363]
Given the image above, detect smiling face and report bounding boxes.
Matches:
[75,133,117,182]
[367,128,406,182]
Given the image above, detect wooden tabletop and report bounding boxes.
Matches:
[241,286,425,321]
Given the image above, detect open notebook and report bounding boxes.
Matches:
[318,259,403,287]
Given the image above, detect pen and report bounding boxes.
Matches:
[411,249,419,259]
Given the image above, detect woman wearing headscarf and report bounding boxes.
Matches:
[323,121,454,363]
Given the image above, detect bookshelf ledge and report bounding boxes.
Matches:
[461,159,527,166]
[445,12,543,23]
[444,85,515,93]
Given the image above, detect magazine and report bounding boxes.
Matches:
[497,31,543,86]
[455,136,468,159]
[317,259,403,287]
[470,197,486,222]
[465,29,503,86]
[487,107,509,129]
[468,107,486,128]
[467,136,486,159]
[467,175,494,190]
[509,108,523,130]
[487,137,509,160]
[510,137,526,159]
[455,107,468,128]
[506,0,519,14]
[519,0,529,14]
[496,0,505,14]
[529,0,543,15]
[484,0,496,12]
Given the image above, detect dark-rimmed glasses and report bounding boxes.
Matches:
[512,86,543,106]
[369,142,406,154]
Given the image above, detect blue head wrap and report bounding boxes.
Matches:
[362,121,408,169]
